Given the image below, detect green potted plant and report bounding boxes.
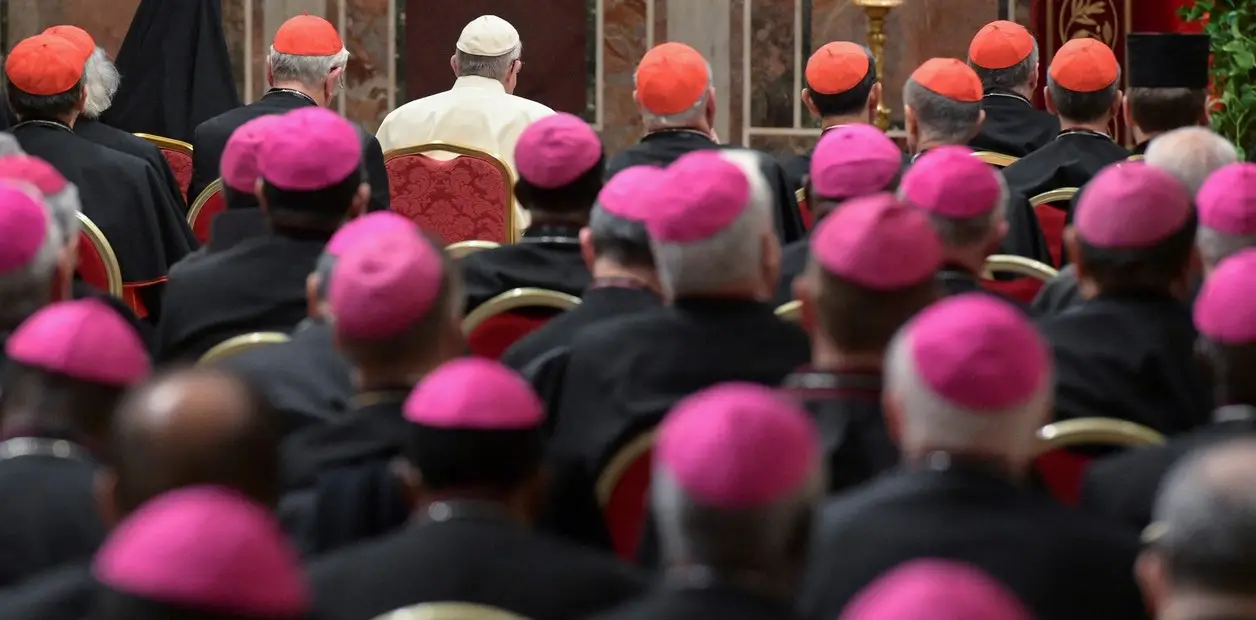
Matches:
[1181,0,1256,160]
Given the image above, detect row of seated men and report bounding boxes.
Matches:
[1,124,1256,620]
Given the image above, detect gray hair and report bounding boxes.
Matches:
[969,40,1039,92]
[913,173,1010,248]
[904,79,983,145]
[885,327,1052,463]
[82,48,121,119]
[0,134,23,156]
[652,150,774,298]
[44,186,82,247]
[1146,127,1240,195]
[0,193,63,327]
[636,62,714,129]
[1196,227,1256,268]
[455,45,521,81]
[268,46,351,87]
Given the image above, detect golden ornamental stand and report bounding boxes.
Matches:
[852,0,903,131]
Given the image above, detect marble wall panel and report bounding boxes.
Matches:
[748,0,796,128]
[340,0,393,132]
[6,0,139,55]
[728,0,745,145]
[600,0,649,155]
[221,0,248,106]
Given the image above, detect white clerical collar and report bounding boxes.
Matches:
[453,75,507,94]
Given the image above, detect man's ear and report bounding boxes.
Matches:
[449,55,459,77]
[94,469,121,528]
[578,227,596,271]
[391,457,425,513]
[1044,86,1058,115]
[802,89,818,118]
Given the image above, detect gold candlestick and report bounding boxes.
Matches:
[853,0,903,131]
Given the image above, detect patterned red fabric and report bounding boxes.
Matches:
[385,153,511,245]
[76,230,111,294]
[603,445,653,560]
[1033,450,1092,506]
[161,148,194,202]
[191,188,227,245]
[1034,203,1069,267]
[467,312,554,359]
[982,278,1045,304]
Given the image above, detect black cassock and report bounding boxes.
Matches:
[308,508,649,620]
[100,0,239,142]
[1031,265,1084,317]
[12,121,196,285]
[1002,130,1131,203]
[1038,293,1212,434]
[202,207,268,254]
[187,90,389,214]
[968,91,1060,158]
[0,437,104,589]
[461,224,590,312]
[156,233,329,363]
[593,585,797,620]
[74,118,187,213]
[502,285,658,371]
[783,368,897,494]
[606,132,807,245]
[798,463,1148,620]
[774,239,809,306]
[1081,407,1256,533]
[0,562,93,620]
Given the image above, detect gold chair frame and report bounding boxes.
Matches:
[461,287,581,335]
[595,431,657,507]
[76,212,124,298]
[775,300,803,323]
[383,141,519,243]
[1029,187,1079,208]
[1127,154,1145,162]
[187,178,225,229]
[370,603,532,620]
[981,254,1059,283]
[972,151,1020,168]
[198,332,291,365]
[446,240,501,259]
[133,133,194,156]
[1033,417,1165,456]
[795,187,806,204]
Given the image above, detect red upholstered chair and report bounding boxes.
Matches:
[461,288,581,359]
[597,432,656,560]
[384,142,516,245]
[188,179,227,245]
[75,212,124,298]
[795,187,812,231]
[135,133,194,202]
[1029,188,1078,268]
[980,254,1059,304]
[1033,418,1165,506]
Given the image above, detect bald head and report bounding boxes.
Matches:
[105,369,281,519]
[1146,127,1239,195]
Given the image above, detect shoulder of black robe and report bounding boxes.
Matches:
[591,584,796,620]
[73,118,188,213]
[1002,134,1131,202]
[999,188,1052,264]
[798,468,1147,620]
[783,368,897,494]
[71,281,156,356]
[0,562,94,620]
[781,149,813,191]
[774,238,809,306]
[206,207,268,253]
[0,455,103,588]
[501,286,660,372]
[1031,264,1084,317]
[969,93,1061,158]
[308,519,648,620]
[279,394,411,491]
[459,237,590,312]
[360,129,390,212]
[1038,295,1213,434]
[101,0,240,142]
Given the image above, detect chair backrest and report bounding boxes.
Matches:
[775,299,804,324]
[371,603,532,620]
[1032,417,1165,506]
[75,212,125,298]
[135,133,194,201]
[972,151,1020,168]
[1028,187,1078,268]
[462,288,582,359]
[1128,154,1145,162]
[446,240,501,259]
[198,332,291,365]
[596,432,656,560]
[384,142,516,245]
[980,254,1059,304]
[187,178,227,245]
[795,187,812,231]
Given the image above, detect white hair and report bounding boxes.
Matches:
[652,150,775,297]
[82,48,121,119]
[0,134,23,157]
[267,46,351,87]
[885,329,1052,464]
[1146,127,1240,195]
[455,44,522,81]
[1196,227,1256,269]
[904,80,983,145]
[636,63,714,129]
[44,186,82,247]
[0,188,63,326]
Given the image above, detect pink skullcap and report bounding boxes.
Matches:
[0,155,68,196]
[514,113,603,189]
[258,107,363,191]
[906,294,1049,412]
[596,165,666,222]
[812,193,943,290]
[1075,163,1192,248]
[93,486,309,618]
[810,125,903,199]
[901,146,1003,219]
[647,151,751,243]
[1194,249,1256,345]
[403,358,543,430]
[6,299,151,386]
[0,181,50,273]
[329,232,444,340]
[325,211,416,257]
[1197,163,1256,236]
[841,559,1031,620]
[220,115,282,193]
[656,383,819,509]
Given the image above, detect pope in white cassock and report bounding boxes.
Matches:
[376,15,555,231]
